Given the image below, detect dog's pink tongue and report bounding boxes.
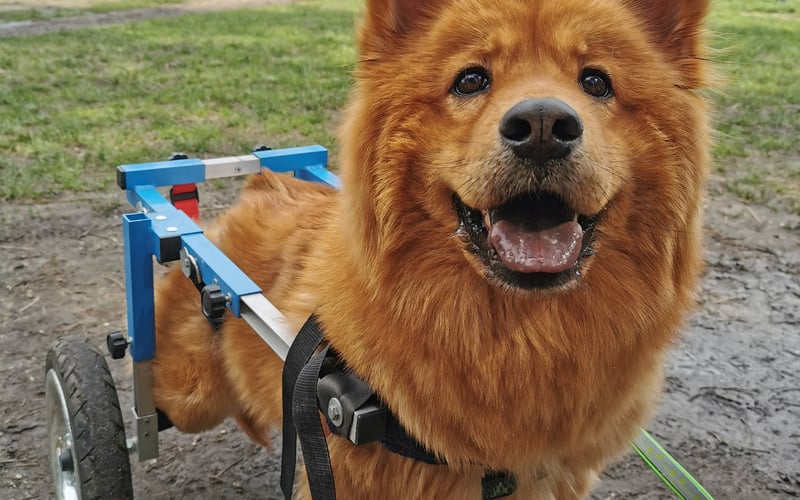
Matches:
[489,220,583,273]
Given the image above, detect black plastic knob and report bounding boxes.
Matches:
[106,331,128,360]
[201,284,227,320]
[168,152,188,161]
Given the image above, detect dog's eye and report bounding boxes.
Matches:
[580,69,613,99]
[452,67,491,97]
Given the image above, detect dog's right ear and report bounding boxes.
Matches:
[360,0,437,50]
[623,0,710,88]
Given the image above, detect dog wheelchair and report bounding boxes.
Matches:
[44,145,713,500]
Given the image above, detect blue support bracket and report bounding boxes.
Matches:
[253,145,328,175]
[125,184,177,214]
[126,185,203,264]
[180,233,262,317]
[297,164,341,189]
[124,185,261,317]
[122,213,156,362]
[117,158,205,190]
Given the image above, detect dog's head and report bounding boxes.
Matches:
[338,0,711,294]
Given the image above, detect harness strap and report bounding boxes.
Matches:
[381,414,442,465]
[294,344,336,499]
[281,315,330,499]
[280,315,517,500]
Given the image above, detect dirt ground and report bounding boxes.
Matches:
[0,0,293,37]
[1,3,800,500]
[1,179,798,500]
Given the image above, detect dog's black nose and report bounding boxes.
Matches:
[499,98,583,164]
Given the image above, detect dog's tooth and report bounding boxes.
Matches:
[483,210,492,227]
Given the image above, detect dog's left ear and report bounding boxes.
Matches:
[623,0,710,87]
[364,0,431,34]
[359,0,438,53]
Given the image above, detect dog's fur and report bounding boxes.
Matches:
[151,0,712,497]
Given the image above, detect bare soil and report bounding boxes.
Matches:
[0,0,293,37]
[1,3,800,499]
[1,175,798,500]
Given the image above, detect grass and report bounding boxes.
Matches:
[0,0,359,198]
[709,0,800,212]
[0,0,797,212]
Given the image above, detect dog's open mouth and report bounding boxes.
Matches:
[454,192,598,290]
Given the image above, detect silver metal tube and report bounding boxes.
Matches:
[239,293,296,361]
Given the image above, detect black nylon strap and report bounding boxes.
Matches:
[280,315,327,500]
[280,316,515,500]
[381,414,443,465]
[293,344,335,500]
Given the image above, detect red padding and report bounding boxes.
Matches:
[169,183,200,221]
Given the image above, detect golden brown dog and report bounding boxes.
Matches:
[151,0,712,497]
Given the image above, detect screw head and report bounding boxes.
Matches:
[327,398,344,427]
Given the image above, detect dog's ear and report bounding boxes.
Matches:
[623,0,710,87]
[623,0,710,55]
[360,0,437,51]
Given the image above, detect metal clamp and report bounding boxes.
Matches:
[316,359,387,445]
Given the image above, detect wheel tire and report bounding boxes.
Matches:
[45,336,133,500]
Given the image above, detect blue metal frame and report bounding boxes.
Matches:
[120,145,337,364]
[122,213,156,362]
[118,145,330,189]
[119,145,337,462]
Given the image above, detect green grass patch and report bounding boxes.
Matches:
[710,0,800,212]
[0,0,359,199]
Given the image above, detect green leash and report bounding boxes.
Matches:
[632,429,714,500]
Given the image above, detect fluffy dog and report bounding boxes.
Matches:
[151,0,712,497]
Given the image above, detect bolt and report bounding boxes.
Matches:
[165,226,178,232]
[181,257,191,278]
[155,215,167,221]
[179,247,200,283]
[327,398,344,427]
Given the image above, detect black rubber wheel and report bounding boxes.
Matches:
[45,336,133,500]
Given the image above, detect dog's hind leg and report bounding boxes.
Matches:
[150,269,237,433]
[220,318,287,448]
